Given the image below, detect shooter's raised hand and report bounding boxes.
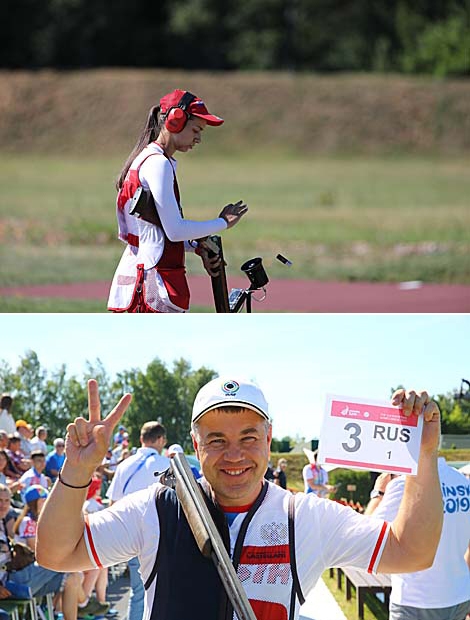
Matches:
[391,388,440,456]
[219,200,248,229]
[65,379,132,478]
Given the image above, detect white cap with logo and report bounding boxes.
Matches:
[191,377,270,424]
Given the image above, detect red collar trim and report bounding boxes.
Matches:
[219,502,254,513]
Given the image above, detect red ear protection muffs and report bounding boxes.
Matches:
[164,91,197,133]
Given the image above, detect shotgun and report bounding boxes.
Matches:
[201,235,230,313]
[167,452,257,620]
[129,197,231,313]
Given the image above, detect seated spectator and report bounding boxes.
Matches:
[0,483,83,620]
[0,432,9,452]
[6,435,30,476]
[45,438,66,483]
[119,447,130,462]
[0,450,22,494]
[30,426,48,455]
[15,421,33,458]
[0,395,16,437]
[18,451,50,500]
[13,484,49,549]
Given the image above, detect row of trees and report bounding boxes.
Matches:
[0,351,215,451]
[0,351,469,451]
[3,0,469,75]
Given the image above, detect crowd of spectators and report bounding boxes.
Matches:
[0,392,134,620]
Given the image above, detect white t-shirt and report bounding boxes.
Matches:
[106,447,170,501]
[373,458,470,608]
[19,469,49,500]
[30,437,48,455]
[302,463,329,496]
[85,482,389,620]
[0,410,16,436]
[15,516,37,545]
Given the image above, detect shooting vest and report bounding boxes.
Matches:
[109,142,189,312]
[146,481,305,620]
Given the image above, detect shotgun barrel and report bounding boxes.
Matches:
[170,452,257,620]
[203,235,230,313]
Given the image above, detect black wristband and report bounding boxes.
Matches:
[58,470,92,489]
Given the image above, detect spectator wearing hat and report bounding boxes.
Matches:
[113,425,127,446]
[18,450,50,500]
[13,484,49,548]
[107,89,247,313]
[167,443,201,479]
[45,438,66,483]
[0,395,16,436]
[15,420,33,458]
[30,426,48,456]
[302,448,336,498]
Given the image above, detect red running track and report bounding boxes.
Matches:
[1,276,469,312]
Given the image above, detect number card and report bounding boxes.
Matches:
[317,394,424,475]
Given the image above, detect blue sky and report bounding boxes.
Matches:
[0,314,468,439]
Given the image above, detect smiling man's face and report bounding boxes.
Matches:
[192,408,272,507]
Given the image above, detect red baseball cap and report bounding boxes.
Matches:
[159,89,224,126]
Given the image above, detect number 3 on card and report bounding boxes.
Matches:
[317,394,423,475]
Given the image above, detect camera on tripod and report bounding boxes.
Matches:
[228,257,269,313]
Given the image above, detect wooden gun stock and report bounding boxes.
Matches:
[169,453,257,620]
[203,235,230,313]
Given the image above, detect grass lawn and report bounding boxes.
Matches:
[0,297,212,313]
[322,569,389,620]
[1,152,469,293]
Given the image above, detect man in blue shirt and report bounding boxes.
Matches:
[45,438,66,483]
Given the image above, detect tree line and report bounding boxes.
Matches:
[0,351,468,452]
[2,0,469,76]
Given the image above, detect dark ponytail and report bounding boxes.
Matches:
[116,105,163,190]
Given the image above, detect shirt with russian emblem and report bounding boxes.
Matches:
[84,480,389,620]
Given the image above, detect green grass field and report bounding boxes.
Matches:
[1,151,469,312]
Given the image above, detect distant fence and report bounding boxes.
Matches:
[440,434,470,449]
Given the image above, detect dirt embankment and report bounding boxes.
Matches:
[1,69,469,156]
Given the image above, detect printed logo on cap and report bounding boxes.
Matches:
[222,380,240,395]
